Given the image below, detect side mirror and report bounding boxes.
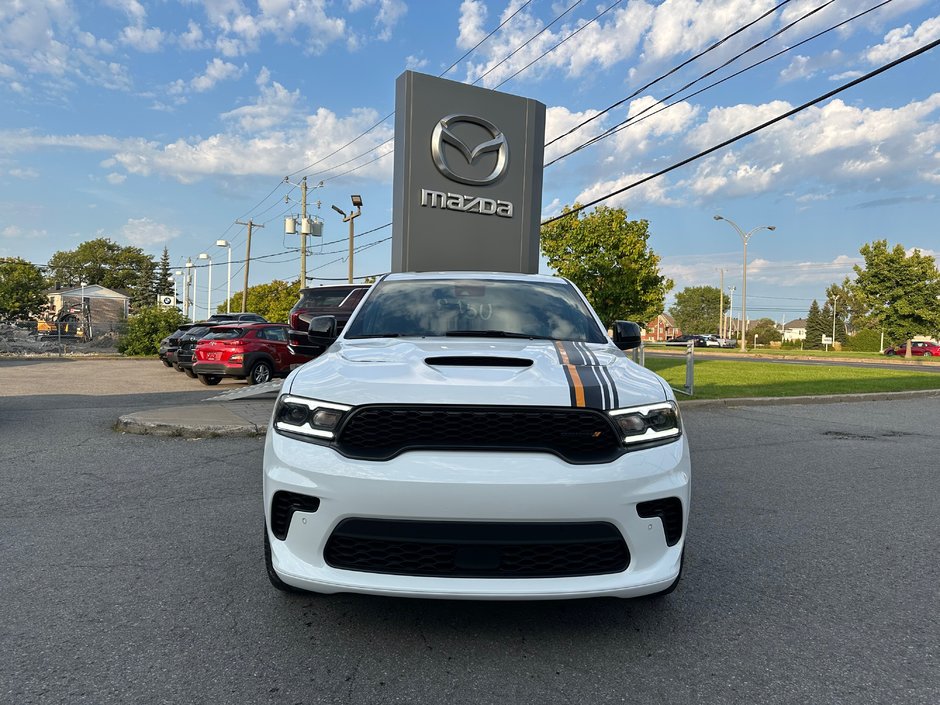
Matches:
[612,321,642,351]
[307,315,338,346]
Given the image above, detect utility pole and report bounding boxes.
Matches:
[718,269,725,338]
[235,219,264,313]
[300,177,308,287]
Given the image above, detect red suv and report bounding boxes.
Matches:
[192,323,312,385]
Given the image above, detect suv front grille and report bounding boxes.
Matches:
[334,406,622,464]
[324,519,630,578]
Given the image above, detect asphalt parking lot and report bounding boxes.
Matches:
[1,358,938,704]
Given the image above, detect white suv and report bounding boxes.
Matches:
[263,272,690,600]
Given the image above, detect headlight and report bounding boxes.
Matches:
[273,394,351,441]
[608,401,681,447]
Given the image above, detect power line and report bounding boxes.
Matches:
[545,0,793,146]
[472,0,585,86]
[541,35,940,225]
[495,0,624,90]
[440,0,535,77]
[546,0,867,166]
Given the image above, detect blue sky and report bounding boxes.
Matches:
[1,0,938,323]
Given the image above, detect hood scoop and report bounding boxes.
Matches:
[425,356,533,368]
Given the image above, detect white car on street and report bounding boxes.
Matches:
[263,272,691,600]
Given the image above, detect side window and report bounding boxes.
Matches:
[270,328,288,342]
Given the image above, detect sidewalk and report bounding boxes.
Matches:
[116,397,276,438]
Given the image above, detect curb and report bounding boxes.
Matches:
[114,416,267,438]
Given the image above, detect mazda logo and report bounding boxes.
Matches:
[430,114,509,186]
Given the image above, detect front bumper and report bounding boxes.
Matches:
[262,429,691,600]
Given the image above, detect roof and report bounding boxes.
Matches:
[45,284,129,299]
[784,319,807,328]
[384,271,564,284]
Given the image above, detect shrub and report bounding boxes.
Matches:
[844,328,884,353]
[118,306,187,356]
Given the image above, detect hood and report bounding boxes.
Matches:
[287,338,668,410]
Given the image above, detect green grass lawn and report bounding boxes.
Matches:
[645,357,940,400]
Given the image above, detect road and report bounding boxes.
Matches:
[1,358,938,704]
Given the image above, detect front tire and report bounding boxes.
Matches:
[161,359,173,368]
[249,360,273,385]
[197,374,221,386]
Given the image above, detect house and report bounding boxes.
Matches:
[781,318,807,342]
[43,284,130,339]
[642,313,680,342]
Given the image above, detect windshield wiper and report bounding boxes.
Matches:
[445,330,554,340]
[348,333,401,338]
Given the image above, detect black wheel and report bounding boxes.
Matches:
[161,359,173,368]
[183,367,197,378]
[197,374,222,386]
[885,350,895,356]
[647,549,684,598]
[249,360,274,385]
[923,351,932,357]
[264,523,304,593]
[174,362,184,371]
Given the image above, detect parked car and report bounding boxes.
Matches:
[263,272,690,600]
[884,340,940,357]
[665,334,707,347]
[192,323,312,385]
[288,284,370,357]
[161,324,196,369]
[176,325,214,378]
[205,312,268,323]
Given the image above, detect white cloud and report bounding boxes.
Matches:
[866,15,940,63]
[106,172,127,184]
[575,172,680,208]
[457,0,487,49]
[121,217,180,246]
[191,58,245,92]
[404,55,427,70]
[9,167,39,179]
[120,25,165,52]
[178,20,207,50]
[1,225,47,240]
[103,0,147,23]
[221,70,300,131]
[349,0,407,41]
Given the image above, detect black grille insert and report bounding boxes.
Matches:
[324,519,630,578]
[270,491,320,540]
[334,405,623,463]
[637,497,683,546]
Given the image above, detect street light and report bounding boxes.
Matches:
[713,215,776,352]
[727,285,735,340]
[174,270,183,310]
[332,195,362,283]
[198,253,212,317]
[185,258,196,322]
[216,240,231,313]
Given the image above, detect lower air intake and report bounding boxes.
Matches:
[324,519,630,578]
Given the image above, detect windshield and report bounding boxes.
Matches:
[203,327,245,340]
[344,278,607,343]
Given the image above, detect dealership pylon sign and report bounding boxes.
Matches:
[392,71,546,274]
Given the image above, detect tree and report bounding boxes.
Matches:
[750,317,782,346]
[804,299,827,349]
[155,247,174,298]
[850,240,940,346]
[47,238,157,310]
[669,285,724,335]
[540,205,673,327]
[825,279,867,333]
[820,302,846,345]
[0,258,49,321]
[218,279,300,322]
[117,305,187,356]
